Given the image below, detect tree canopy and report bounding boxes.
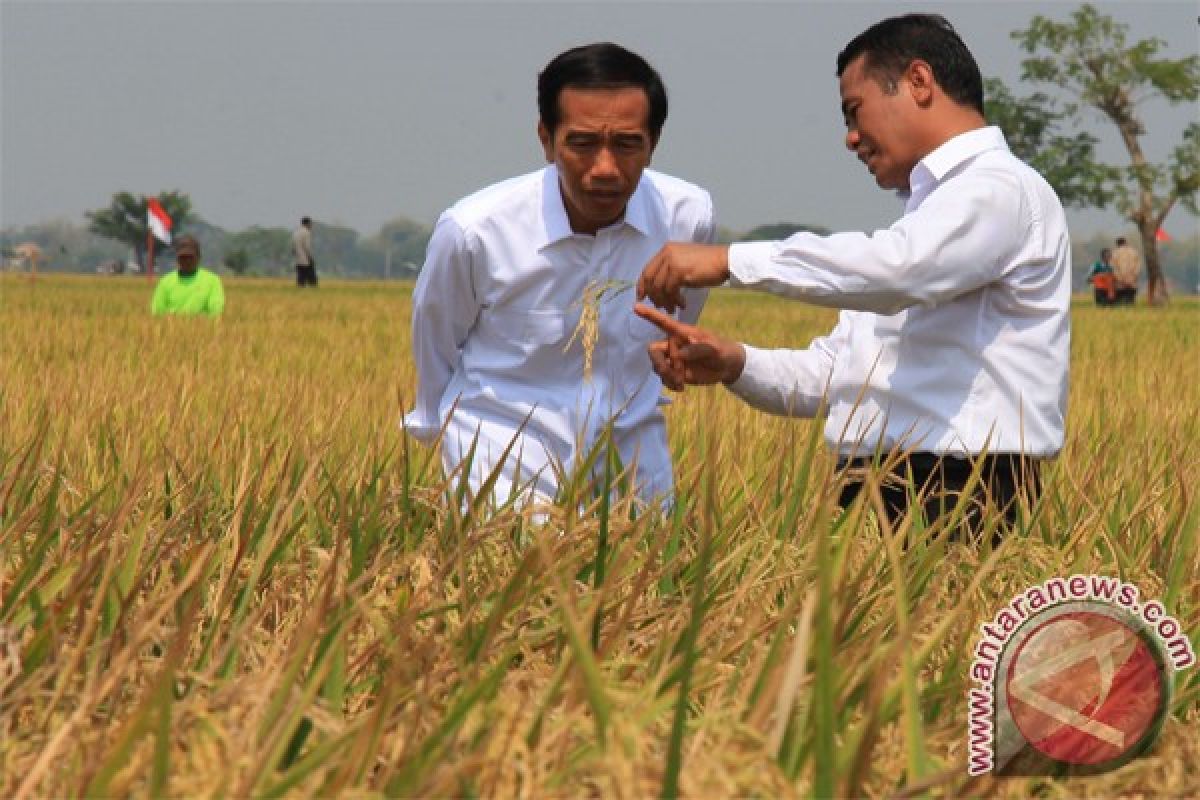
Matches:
[86,191,193,270]
[985,3,1199,303]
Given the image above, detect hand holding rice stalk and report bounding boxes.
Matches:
[564,279,633,381]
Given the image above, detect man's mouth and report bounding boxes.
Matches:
[588,190,624,203]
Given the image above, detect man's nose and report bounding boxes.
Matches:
[590,147,620,179]
[844,129,860,151]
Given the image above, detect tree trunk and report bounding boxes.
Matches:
[1138,224,1169,306]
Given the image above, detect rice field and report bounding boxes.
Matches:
[1,273,1197,797]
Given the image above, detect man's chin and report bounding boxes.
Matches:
[873,174,903,191]
[584,207,625,229]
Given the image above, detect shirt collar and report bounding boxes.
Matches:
[539,165,652,249]
[907,125,1009,196]
[541,166,574,246]
[622,178,652,237]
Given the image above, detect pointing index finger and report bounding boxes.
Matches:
[634,303,690,340]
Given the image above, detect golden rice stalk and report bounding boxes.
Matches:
[564,279,632,381]
[0,626,21,698]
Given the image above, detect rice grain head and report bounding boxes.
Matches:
[564,280,633,381]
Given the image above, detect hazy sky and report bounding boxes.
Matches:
[2,1,1197,239]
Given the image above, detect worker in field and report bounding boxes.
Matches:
[635,13,1070,537]
[1087,248,1116,306]
[404,42,715,510]
[1110,236,1141,305]
[150,235,226,317]
[293,216,318,287]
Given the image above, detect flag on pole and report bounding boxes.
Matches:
[147,197,173,244]
[1155,227,1170,243]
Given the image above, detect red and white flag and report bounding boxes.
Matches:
[147,197,172,244]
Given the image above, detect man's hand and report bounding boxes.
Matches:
[635,304,746,391]
[636,243,731,313]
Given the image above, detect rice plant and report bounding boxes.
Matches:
[0,274,1196,797]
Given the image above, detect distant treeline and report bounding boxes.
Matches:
[3,217,1198,293]
[0,216,432,280]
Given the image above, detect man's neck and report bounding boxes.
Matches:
[928,111,988,153]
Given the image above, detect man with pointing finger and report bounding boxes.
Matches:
[636,14,1070,531]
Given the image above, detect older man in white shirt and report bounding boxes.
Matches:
[405,43,713,509]
[635,14,1070,532]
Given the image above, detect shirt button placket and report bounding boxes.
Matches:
[595,230,618,417]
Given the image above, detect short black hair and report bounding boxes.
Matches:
[1116,237,1127,246]
[537,42,668,140]
[301,216,312,226]
[836,14,984,115]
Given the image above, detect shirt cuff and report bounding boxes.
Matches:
[401,411,442,444]
[727,241,778,288]
[724,344,771,402]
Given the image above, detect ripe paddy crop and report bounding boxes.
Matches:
[1,274,1196,797]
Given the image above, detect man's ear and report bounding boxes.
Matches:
[905,59,936,107]
[537,121,554,162]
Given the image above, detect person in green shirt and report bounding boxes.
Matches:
[150,235,225,317]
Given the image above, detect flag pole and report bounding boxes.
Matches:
[147,228,155,280]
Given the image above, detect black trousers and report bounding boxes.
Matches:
[296,264,318,287]
[1114,287,1136,305]
[837,453,1041,538]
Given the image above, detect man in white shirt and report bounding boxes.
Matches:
[635,14,1070,532]
[292,217,317,287]
[1110,236,1141,305]
[405,43,714,509]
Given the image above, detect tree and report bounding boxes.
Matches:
[371,217,431,278]
[985,4,1199,304]
[223,226,291,275]
[223,247,250,275]
[312,222,361,276]
[86,191,193,270]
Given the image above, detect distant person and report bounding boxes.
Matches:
[404,42,715,509]
[635,14,1070,535]
[150,235,225,317]
[1087,248,1116,306]
[1110,236,1141,305]
[292,216,317,287]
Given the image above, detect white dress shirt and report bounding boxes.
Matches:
[405,165,714,505]
[726,127,1070,457]
[292,226,313,265]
